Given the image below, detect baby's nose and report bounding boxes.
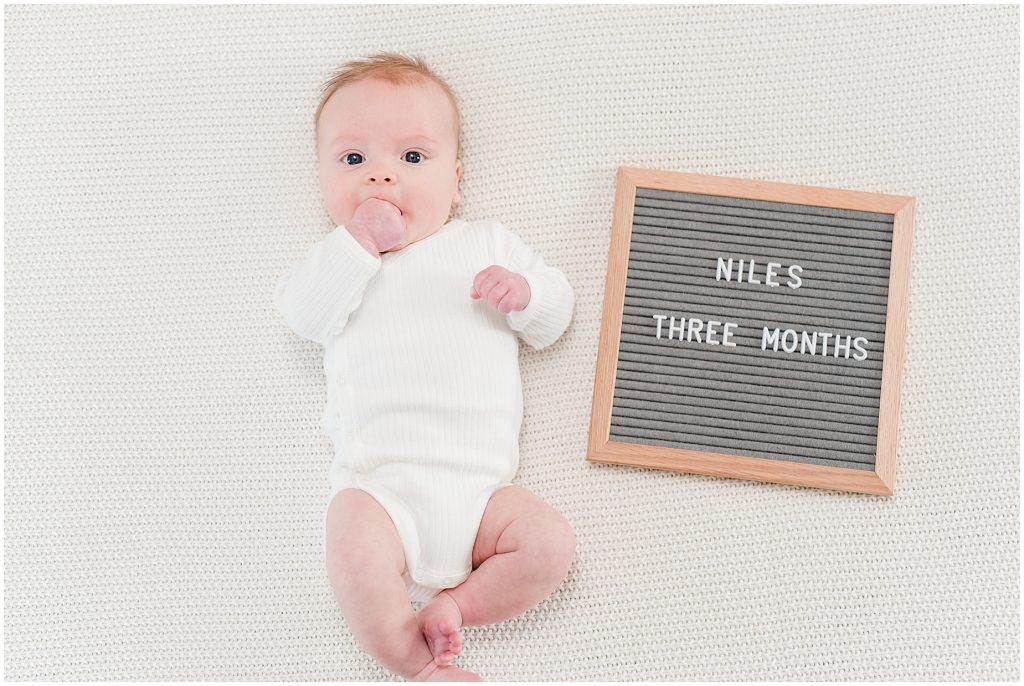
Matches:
[366,169,394,184]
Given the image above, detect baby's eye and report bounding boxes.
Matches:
[342,152,363,165]
[403,151,424,164]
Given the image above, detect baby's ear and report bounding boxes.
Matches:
[452,159,462,205]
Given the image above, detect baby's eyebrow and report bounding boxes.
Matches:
[329,133,438,147]
[402,135,439,145]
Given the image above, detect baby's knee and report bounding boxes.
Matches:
[525,512,576,582]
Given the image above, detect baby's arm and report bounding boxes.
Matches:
[481,223,574,350]
[273,225,380,346]
[273,199,405,345]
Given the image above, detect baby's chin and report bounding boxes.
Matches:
[393,227,434,250]
[391,223,443,252]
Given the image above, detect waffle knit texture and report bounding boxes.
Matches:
[272,218,573,602]
[4,4,1018,681]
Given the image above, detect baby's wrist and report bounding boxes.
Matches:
[356,237,381,258]
[346,226,381,258]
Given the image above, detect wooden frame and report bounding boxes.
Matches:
[587,167,915,496]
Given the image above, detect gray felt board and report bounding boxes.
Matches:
[609,187,895,471]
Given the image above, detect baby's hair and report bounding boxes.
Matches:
[315,52,461,159]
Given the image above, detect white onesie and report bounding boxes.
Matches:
[273,217,574,602]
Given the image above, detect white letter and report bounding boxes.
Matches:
[782,329,799,353]
[687,318,704,343]
[788,265,803,289]
[819,332,833,355]
[765,263,781,287]
[669,316,685,341]
[762,327,780,351]
[833,334,853,359]
[706,320,720,345]
[652,314,667,338]
[722,321,738,346]
[747,259,761,284]
[853,337,869,361]
[716,258,734,282]
[801,330,819,355]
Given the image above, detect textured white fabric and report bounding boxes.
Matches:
[4,4,1018,681]
[272,217,573,603]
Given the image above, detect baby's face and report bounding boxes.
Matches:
[317,78,461,251]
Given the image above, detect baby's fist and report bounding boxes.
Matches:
[346,197,407,256]
[470,265,531,314]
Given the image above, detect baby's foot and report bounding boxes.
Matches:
[416,591,464,666]
[412,661,483,682]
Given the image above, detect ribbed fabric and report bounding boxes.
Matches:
[273,217,574,601]
[273,224,380,345]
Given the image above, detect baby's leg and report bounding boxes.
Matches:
[325,489,482,681]
[450,485,575,625]
[417,485,575,663]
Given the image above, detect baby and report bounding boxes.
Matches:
[273,53,576,681]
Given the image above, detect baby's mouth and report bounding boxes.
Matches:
[372,197,401,215]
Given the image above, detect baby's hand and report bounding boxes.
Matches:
[470,265,531,314]
[346,198,407,256]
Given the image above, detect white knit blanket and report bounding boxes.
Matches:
[4,5,1018,680]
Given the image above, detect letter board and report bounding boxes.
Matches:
[587,167,915,495]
